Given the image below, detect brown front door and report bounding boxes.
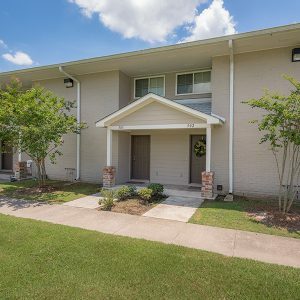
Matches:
[190,135,206,184]
[1,142,13,170]
[131,135,150,180]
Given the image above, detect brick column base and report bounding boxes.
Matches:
[103,166,116,188]
[201,171,214,199]
[15,161,27,180]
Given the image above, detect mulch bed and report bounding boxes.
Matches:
[110,199,156,216]
[11,182,72,197]
[247,203,300,232]
[13,185,58,196]
[217,194,300,232]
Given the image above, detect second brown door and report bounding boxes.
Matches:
[1,141,13,171]
[190,135,206,184]
[131,135,150,180]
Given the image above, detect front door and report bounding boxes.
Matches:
[131,135,150,180]
[190,135,206,184]
[1,141,13,170]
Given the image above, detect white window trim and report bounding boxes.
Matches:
[175,69,212,96]
[134,75,165,99]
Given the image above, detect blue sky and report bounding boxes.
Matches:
[0,0,300,72]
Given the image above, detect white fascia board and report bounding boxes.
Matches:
[108,123,209,131]
[96,96,152,127]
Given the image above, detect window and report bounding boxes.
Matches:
[176,70,211,95]
[134,76,165,98]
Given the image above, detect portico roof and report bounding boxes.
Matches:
[96,93,223,128]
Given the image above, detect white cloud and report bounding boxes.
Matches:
[0,39,8,48]
[69,0,206,42]
[182,0,236,42]
[2,51,33,66]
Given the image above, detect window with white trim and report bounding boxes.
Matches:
[135,76,165,98]
[176,71,211,95]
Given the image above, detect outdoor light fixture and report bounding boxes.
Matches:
[64,78,74,88]
[292,48,300,62]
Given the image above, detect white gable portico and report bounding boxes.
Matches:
[96,94,224,196]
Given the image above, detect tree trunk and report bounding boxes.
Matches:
[41,158,47,186]
[35,159,42,187]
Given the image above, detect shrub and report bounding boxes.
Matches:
[99,189,115,211]
[147,183,164,197]
[128,185,137,196]
[138,188,152,203]
[115,185,137,201]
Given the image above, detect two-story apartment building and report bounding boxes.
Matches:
[0,23,300,197]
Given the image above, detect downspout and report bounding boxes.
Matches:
[59,66,81,181]
[228,40,234,194]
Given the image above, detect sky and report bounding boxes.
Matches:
[0,0,300,72]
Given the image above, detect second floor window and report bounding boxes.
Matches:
[176,70,211,95]
[135,76,165,98]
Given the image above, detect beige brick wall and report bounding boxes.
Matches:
[35,71,120,183]
[211,56,230,193]
[233,46,300,196]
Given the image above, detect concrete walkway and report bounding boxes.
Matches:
[0,197,299,268]
[143,196,204,222]
[64,185,207,222]
[63,193,100,209]
[65,194,204,222]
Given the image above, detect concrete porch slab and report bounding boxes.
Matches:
[114,184,217,200]
[143,196,204,222]
[0,173,13,182]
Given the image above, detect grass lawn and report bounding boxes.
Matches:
[0,179,100,203]
[0,214,299,299]
[189,197,300,239]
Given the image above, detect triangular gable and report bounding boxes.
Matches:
[96,93,222,127]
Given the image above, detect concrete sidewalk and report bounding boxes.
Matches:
[0,197,299,268]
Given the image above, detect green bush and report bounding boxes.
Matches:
[115,185,137,201]
[138,188,152,203]
[99,189,115,211]
[128,185,137,196]
[147,183,164,196]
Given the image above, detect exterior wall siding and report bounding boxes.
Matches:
[211,56,230,193]
[149,132,189,185]
[33,78,77,181]
[233,46,300,197]
[35,71,120,183]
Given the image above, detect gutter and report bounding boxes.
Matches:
[59,66,81,181]
[228,40,234,194]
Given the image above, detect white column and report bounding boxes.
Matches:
[229,39,234,193]
[106,128,112,166]
[206,125,211,172]
[18,132,22,162]
[18,149,22,162]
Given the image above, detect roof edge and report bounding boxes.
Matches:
[1,22,300,77]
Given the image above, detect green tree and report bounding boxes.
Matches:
[0,79,85,186]
[244,75,300,213]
